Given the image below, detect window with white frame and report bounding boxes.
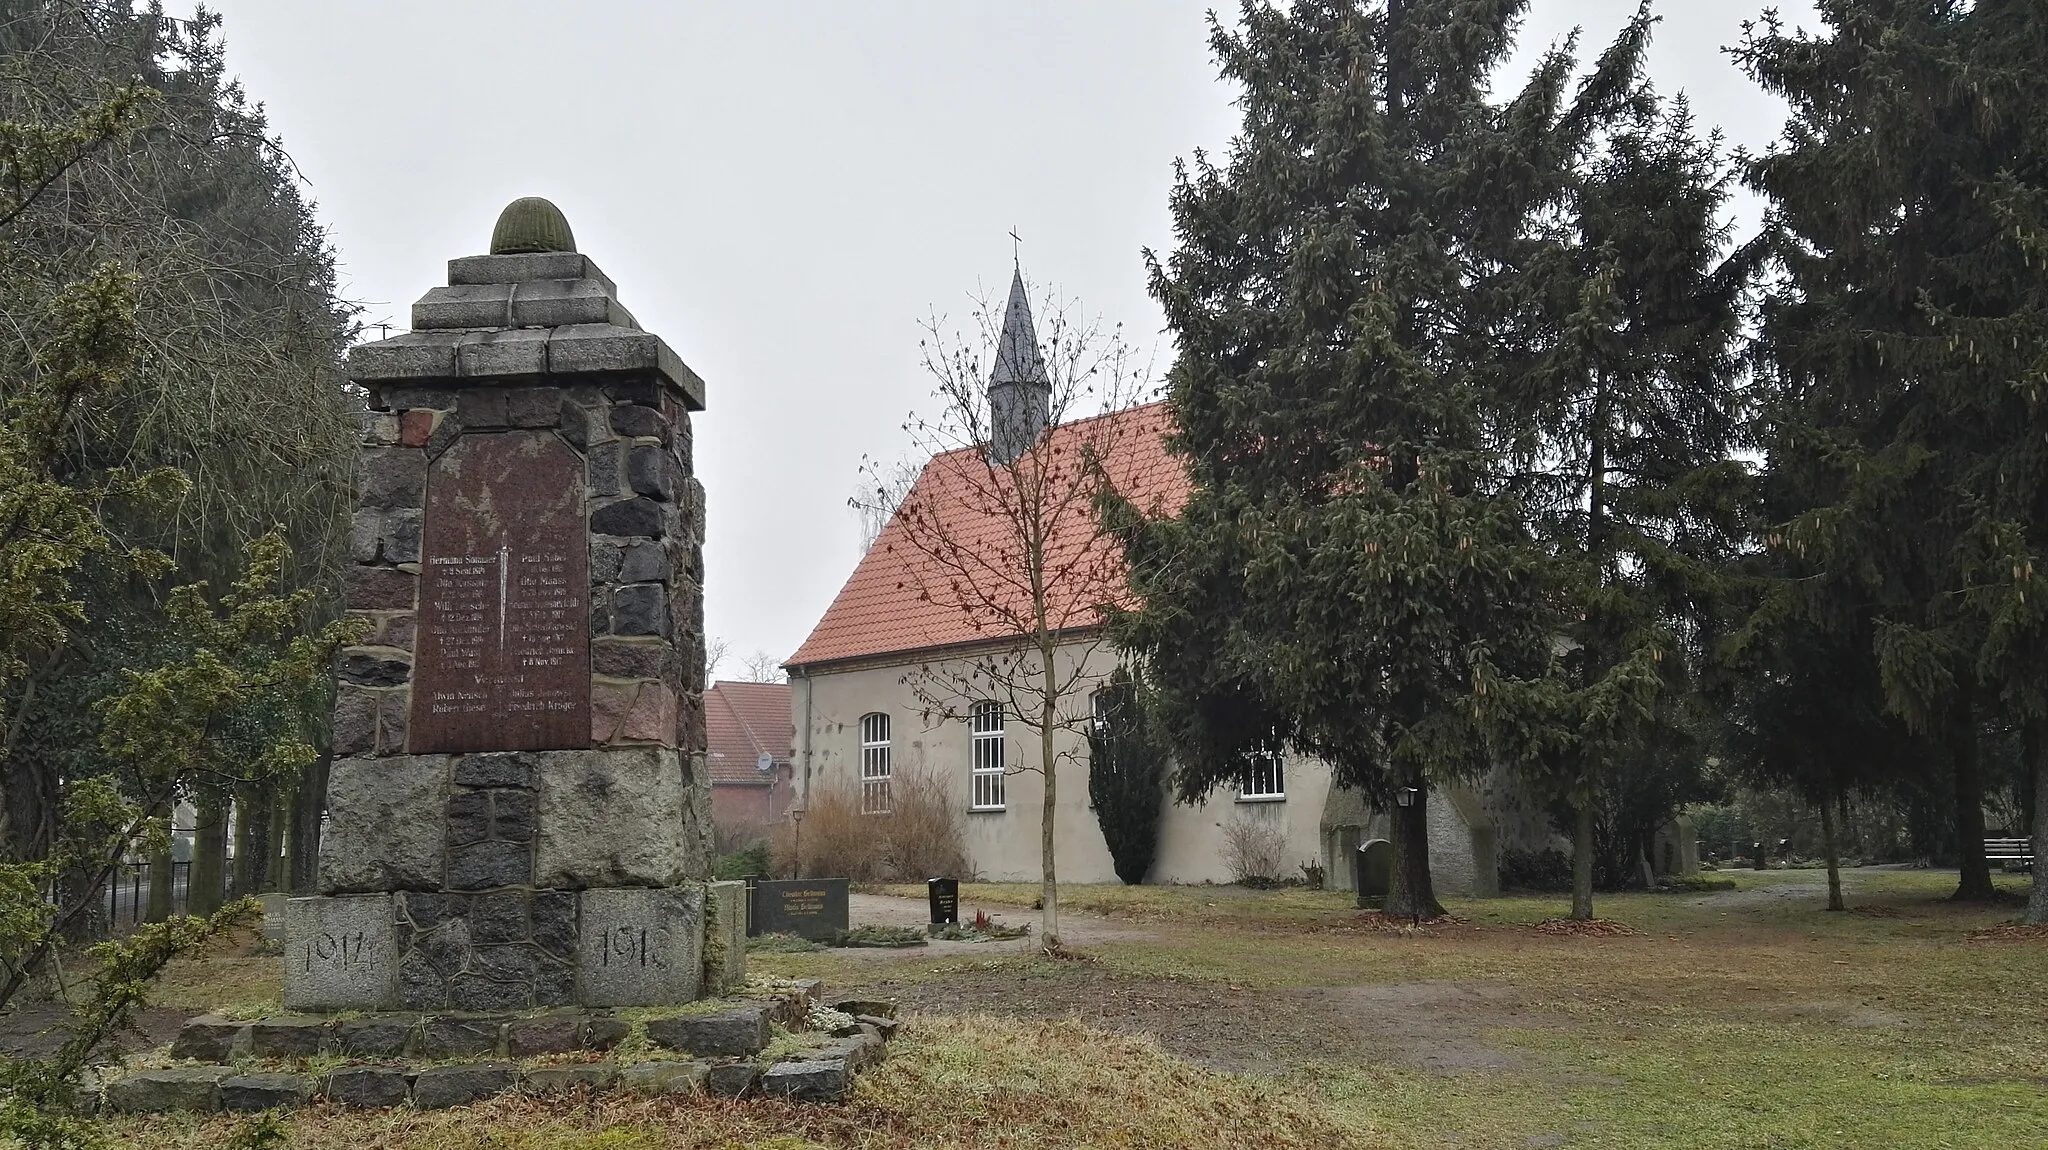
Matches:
[970,700,1006,810]
[1090,688,1113,735]
[859,712,892,814]
[1237,737,1285,801]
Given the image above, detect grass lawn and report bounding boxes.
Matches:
[83,867,2048,1149]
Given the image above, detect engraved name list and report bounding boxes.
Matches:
[411,431,591,752]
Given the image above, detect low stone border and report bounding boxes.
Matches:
[101,985,901,1112]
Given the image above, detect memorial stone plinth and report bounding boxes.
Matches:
[287,201,723,1012]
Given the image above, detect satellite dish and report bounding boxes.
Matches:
[756,752,774,774]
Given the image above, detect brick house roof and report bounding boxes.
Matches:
[704,680,793,785]
[787,401,1187,668]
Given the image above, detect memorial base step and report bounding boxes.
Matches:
[104,981,895,1113]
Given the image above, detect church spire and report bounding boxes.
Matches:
[988,265,1050,463]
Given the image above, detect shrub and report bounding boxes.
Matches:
[772,769,968,882]
[1087,668,1167,884]
[1220,815,1286,884]
[712,842,771,881]
[712,820,771,857]
[1498,847,1573,892]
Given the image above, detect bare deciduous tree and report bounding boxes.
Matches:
[850,456,921,554]
[869,269,1153,945]
[739,650,787,684]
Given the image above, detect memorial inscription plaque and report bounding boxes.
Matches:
[412,431,590,753]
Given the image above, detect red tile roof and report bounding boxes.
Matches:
[705,680,793,785]
[788,401,1187,668]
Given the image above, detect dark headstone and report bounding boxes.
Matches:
[411,431,591,753]
[1356,839,1394,906]
[750,878,849,941]
[927,877,959,926]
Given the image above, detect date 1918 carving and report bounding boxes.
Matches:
[412,431,590,752]
[601,924,672,969]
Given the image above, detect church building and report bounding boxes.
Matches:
[785,268,1554,893]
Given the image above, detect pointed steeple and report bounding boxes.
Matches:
[988,265,1051,463]
[991,266,1048,386]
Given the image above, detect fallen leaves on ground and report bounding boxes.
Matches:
[1346,910,1468,932]
[1964,922,2048,943]
[1532,918,1643,937]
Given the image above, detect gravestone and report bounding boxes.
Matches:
[1354,839,1394,908]
[749,879,850,941]
[927,877,959,926]
[285,199,722,1012]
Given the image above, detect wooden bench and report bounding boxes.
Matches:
[1986,838,2034,871]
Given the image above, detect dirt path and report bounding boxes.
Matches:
[833,892,1534,1075]
[830,892,1164,961]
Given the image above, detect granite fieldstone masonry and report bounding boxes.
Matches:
[289,200,714,1016]
[322,1067,412,1109]
[576,886,704,1006]
[219,1074,313,1112]
[283,894,397,1011]
[644,1006,768,1058]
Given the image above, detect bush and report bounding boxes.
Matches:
[772,769,969,882]
[1221,815,1286,884]
[1087,668,1167,884]
[1498,847,1573,892]
[712,842,771,881]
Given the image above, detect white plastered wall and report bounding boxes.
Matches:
[789,639,1500,891]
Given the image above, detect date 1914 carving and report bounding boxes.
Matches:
[412,431,590,752]
[303,929,376,972]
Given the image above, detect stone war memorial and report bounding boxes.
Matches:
[295,195,728,1014]
[122,201,900,1114]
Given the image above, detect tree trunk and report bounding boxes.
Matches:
[2025,718,2047,926]
[1820,791,1845,911]
[1948,683,1996,901]
[1039,652,1061,946]
[230,793,251,899]
[189,797,227,916]
[0,748,58,864]
[1386,785,1444,920]
[264,788,287,892]
[146,801,174,922]
[1570,798,1595,921]
[289,754,330,894]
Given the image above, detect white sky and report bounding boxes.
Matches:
[194,0,1819,669]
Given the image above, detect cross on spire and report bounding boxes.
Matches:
[1009,226,1022,267]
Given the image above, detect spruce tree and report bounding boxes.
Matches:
[1738,0,2048,904]
[1086,667,1167,885]
[1497,76,1750,919]
[1114,0,1648,917]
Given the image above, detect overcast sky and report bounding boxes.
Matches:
[194,0,1819,672]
